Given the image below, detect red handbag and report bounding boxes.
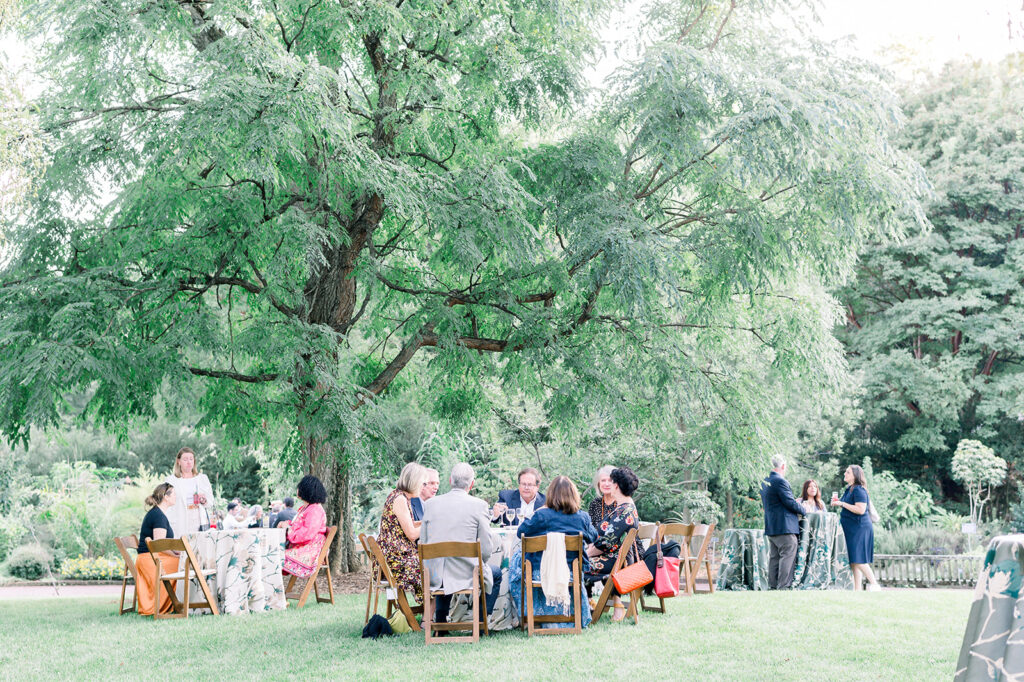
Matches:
[653,537,681,598]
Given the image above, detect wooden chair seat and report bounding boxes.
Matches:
[146,537,220,619]
[284,525,337,608]
[114,535,139,615]
[520,534,584,636]
[419,541,489,644]
[360,533,422,631]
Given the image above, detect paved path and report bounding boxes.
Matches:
[0,584,122,600]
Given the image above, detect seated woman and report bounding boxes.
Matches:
[135,483,179,616]
[510,475,598,628]
[585,466,641,622]
[377,462,427,602]
[799,479,826,513]
[281,475,329,578]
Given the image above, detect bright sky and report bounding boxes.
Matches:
[818,0,1022,69]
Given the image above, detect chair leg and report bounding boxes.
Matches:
[296,574,316,608]
[119,575,130,615]
[705,559,716,594]
[318,563,334,604]
[182,564,191,619]
[573,577,582,634]
[471,574,480,643]
[592,579,613,624]
[423,590,434,644]
[525,577,535,636]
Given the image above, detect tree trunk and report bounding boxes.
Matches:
[725,489,734,528]
[306,436,361,574]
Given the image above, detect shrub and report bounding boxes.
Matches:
[875,525,967,555]
[61,555,121,581]
[5,544,53,580]
[0,517,25,562]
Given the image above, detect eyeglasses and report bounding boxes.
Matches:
[519,481,539,488]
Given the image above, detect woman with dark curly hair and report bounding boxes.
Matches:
[586,466,641,622]
[281,475,329,578]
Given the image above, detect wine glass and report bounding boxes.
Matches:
[505,507,516,525]
[516,509,524,525]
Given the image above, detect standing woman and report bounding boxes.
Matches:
[281,475,329,578]
[588,465,617,530]
[135,483,179,616]
[165,447,214,537]
[378,462,428,601]
[831,465,880,591]
[799,479,826,513]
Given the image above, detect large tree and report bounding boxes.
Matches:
[839,57,1024,496]
[1,0,924,568]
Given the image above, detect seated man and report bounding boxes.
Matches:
[420,462,502,625]
[410,468,440,522]
[490,467,546,526]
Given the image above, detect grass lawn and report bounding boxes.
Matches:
[0,589,972,681]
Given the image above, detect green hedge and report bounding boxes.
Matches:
[6,544,53,580]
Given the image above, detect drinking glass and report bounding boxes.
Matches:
[831,491,839,503]
[516,509,524,525]
[505,508,516,525]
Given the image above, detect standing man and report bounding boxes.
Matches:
[419,463,501,625]
[491,467,546,526]
[760,455,805,590]
[410,468,440,522]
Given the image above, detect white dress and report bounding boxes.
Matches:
[164,474,214,537]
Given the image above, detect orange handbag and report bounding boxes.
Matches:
[611,559,653,594]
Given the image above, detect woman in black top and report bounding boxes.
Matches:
[136,483,179,616]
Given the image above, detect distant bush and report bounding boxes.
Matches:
[875,525,967,555]
[61,555,121,581]
[6,544,53,580]
[0,517,25,562]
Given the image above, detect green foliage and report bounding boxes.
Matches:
[838,56,1024,498]
[60,554,120,581]
[867,469,939,529]
[0,0,926,537]
[875,525,967,556]
[5,542,51,580]
[952,438,1008,526]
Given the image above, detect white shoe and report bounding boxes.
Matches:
[866,583,881,592]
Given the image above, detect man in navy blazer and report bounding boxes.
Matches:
[410,468,439,522]
[759,455,805,589]
[491,468,545,526]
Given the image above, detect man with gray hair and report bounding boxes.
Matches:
[759,454,805,589]
[410,467,440,522]
[419,463,501,625]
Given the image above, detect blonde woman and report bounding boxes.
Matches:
[377,462,428,600]
[135,483,179,616]
[165,447,214,536]
[588,465,616,529]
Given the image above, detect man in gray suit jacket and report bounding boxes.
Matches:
[420,462,502,625]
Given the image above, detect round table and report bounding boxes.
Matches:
[448,527,519,630]
[716,513,852,590]
[955,534,1024,680]
[185,528,287,614]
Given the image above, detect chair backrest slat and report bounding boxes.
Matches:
[521,534,584,553]
[418,541,483,561]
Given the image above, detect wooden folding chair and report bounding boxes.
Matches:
[641,523,694,612]
[358,533,393,625]
[419,541,489,644]
[114,535,139,615]
[591,527,641,625]
[686,523,717,594]
[285,526,337,608]
[364,534,422,631]
[520,534,584,636]
[146,537,220,619]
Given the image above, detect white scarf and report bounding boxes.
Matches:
[539,532,571,614]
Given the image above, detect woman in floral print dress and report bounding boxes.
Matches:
[377,462,428,601]
[586,466,641,621]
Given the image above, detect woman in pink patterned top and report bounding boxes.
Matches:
[281,475,328,578]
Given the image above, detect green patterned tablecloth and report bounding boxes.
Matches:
[448,528,519,630]
[717,513,852,591]
[955,535,1024,681]
[186,528,287,615]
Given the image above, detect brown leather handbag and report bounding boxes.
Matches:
[612,559,653,594]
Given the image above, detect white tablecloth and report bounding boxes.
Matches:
[185,528,287,615]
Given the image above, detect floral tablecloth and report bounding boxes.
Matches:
[185,528,287,615]
[955,534,1024,681]
[716,513,852,591]
[449,528,519,630]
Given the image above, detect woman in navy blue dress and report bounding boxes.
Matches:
[830,464,880,591]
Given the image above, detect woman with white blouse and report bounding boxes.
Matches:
[164,447,214,537]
